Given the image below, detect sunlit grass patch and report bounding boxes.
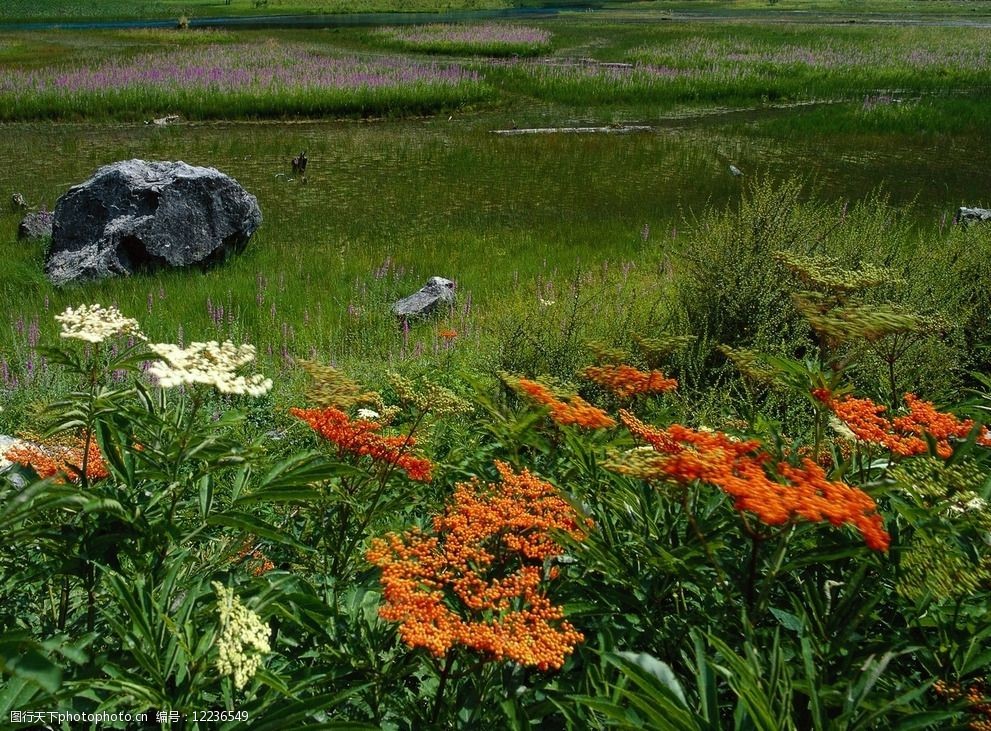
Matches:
[0,0,515,22]
[373,23,552,56]
[0,42,490,120]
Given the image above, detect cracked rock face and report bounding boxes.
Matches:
[45,160,261,286]
[958,206,991,224]
[18,211,54,240]
[391,276,456,319]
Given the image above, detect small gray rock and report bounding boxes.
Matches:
[10,192,27,210]
[391,276,456,319]
[0,435,29,488]
[958,206,991,224]
[146,114,181,126]
[18,211,54,240]
[0,435,15,457]
[45,159,261,286]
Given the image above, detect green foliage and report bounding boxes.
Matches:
[492,269,669,379]
[3,6,991,724]
[2,296,991,727]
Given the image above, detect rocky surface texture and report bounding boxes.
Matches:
[391,276,456,319]
[45,159,261,286]
[958,206,991,224]
[18,211,54,240]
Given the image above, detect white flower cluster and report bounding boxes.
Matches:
[828,415,859,442]
[213,582,271,690]
[946,494,989,516]
[356,408,381,420]
[55,304,145,343]
[147,341,272,397]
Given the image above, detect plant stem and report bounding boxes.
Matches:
[745,531,762,612]
[79,363,100,490]
[57,576,69,631]
[812,406,824,465]
[86,562,95,633]
[336,410,426,582]
[887,356,898,412]
[757,525,795,615]
[430,653,456,725]
[682,485,726,585]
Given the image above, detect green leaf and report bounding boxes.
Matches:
[691,632,719,727]
[706,635,781,731]
[798,636,824,731]
[242,687,376,730]
[597,652,702,731]
[0,676,42,716]
[235,452,364,505]
[614,651,688,707]
[207,511,313,553]
[769,608,804,634]
[0,634,62,694]
[198,474,214,519]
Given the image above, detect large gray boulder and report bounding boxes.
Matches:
[391,276,456,319]
[45,160,261,286]
[958,206,991,224]
[18,211,53,240]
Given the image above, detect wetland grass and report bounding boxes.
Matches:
[488,20,991,107]
[0,43,489,121]
[0,120,687,430]
[0,0,517,23]
[3,11,991,724]
[4,17,991,122]
[2,7,991,419]
[374,22,551,55]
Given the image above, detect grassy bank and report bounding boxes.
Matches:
[646,0,991,15]
[4,167,991,437]
[0,0,520,23]
[2,5,991,727]
[373,22,552,56]
[3,203,991,726]
[0,43,490,121]
[2,0,991,23]
[2,16,991,121]
[486,20,991,108]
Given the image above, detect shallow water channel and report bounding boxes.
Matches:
[0,109,983,239]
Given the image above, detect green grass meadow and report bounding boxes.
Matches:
[2,9,991,422]
[3,4,991,729]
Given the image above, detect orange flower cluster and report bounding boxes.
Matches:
[367,462,586,670]
[437,327,458,341]
[810,387,832,403]
[934,679,991,731]
[821,392,991,459]
[614,410,889,550]
[290,406,433,482]
[4,439,108,485]
[511,378,616,429]
[234,538,276,577]
[581,364,678,399]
